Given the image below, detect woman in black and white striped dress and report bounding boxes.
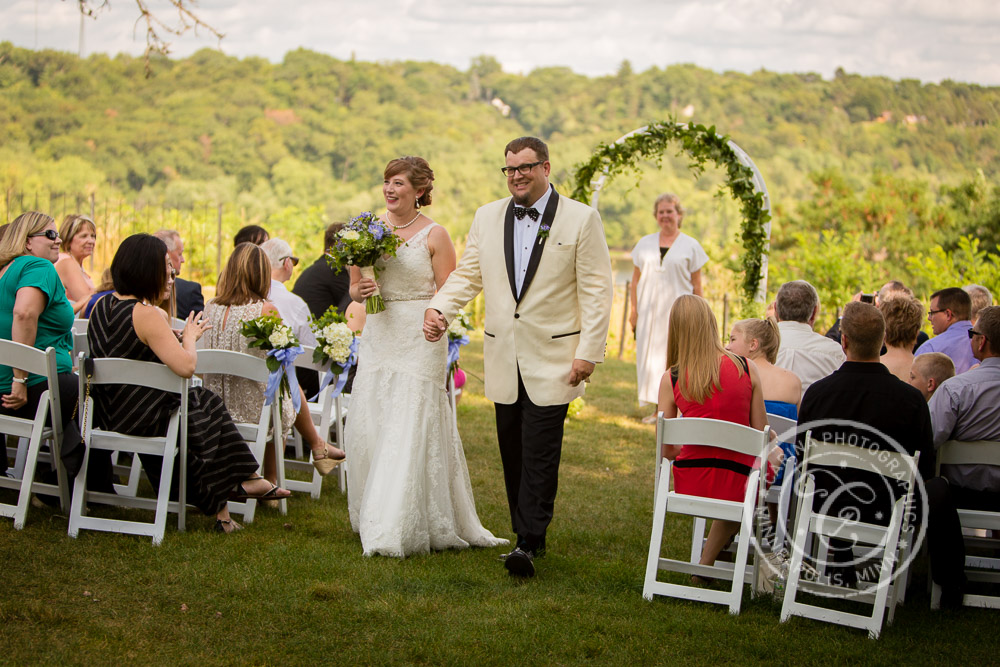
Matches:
[88,234,291,533]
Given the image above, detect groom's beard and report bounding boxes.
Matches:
[512,193,532,206]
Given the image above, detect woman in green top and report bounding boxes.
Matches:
[0,211,112,490]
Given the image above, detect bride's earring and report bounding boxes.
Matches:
[414,197,421,210]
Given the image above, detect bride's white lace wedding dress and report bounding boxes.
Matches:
[345,223,508,557]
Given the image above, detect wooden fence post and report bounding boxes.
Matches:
[618,279,631,360]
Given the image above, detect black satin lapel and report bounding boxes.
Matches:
[504,199,517,302]
[517,187,559,303]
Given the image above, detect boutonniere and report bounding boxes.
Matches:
[536,223,551,246]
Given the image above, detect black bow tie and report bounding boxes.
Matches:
[513,206,540,221]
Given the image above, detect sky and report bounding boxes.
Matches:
[1,0,999,85]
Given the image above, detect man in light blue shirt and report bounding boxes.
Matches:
[915,287,975,373]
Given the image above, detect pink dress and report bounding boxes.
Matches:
[57,252,95,302]
[672,355,755,502]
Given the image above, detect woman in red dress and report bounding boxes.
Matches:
[657,294,774,571]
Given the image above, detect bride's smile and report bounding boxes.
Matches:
[383,173,424,220]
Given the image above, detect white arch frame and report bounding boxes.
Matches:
[587,124,772,301]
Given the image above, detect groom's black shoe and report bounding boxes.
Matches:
[503,547,535,578]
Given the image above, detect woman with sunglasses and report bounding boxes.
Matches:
[54,214,98,314]
[0,212,113,490]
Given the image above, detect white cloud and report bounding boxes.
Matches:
[0,0,997,84]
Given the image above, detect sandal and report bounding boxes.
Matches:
[215,518,243,534]
[231,476,292,501]
[312,444,346,476]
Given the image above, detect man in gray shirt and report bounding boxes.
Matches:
[925,305,1000,607]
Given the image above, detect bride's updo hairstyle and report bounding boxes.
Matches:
[384,156,434,207]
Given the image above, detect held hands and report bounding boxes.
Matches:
[568,359,595,386]
[1,380,28,410]
[423,309,447,342]
[181,310,212,342]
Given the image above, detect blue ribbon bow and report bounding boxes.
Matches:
[447,334,469,369]
[264,346,304,412]
[313,337,359,400]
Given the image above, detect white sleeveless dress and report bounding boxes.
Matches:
[345,223,508,557]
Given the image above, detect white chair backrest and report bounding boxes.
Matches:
[766,413,797,444]
[936,440,1000,471]
[0,341,62,431]
[72,318,89,335]
[171,317,186,330]
[293,345,329,374]
[657,416,771,458]
[87,357,188,394]
[195,349,269,383]
[801,434,919,489]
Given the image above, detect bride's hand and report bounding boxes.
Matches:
[358,278,378,299]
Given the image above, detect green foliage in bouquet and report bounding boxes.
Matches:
[240,313,300,373]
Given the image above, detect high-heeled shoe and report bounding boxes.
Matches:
[311,444,345,476]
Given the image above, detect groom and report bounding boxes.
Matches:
[423,136,613,577]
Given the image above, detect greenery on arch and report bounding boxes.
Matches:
[571,120,771,306]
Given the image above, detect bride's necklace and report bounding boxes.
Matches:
[386,210,421,230]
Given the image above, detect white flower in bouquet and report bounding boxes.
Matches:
[321,322,354,364]
[268,327,291,348]
[447,318,468,339]
[340,229,361,241]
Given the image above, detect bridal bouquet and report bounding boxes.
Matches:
[325,211,404,314]
[446,309,471,385]
[241,313,303,411]
[309,306,359,398]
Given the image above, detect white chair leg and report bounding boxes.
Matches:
[643,464,673,601]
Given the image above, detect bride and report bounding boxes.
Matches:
[345,156,508,557]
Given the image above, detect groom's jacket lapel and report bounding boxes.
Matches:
[503,200,518,302]
[517,187,559,304]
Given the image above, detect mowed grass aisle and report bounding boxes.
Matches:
[1,335,997,665]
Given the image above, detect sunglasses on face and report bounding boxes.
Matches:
[281,256,300,267]
[29,230,60,241]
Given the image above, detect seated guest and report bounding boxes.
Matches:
[154,229,203,318]
[915,287,975,373]
[774,280,845,398]
[879,296,924,381]
[909,352,955,402]
[826,281,930,351]
[233,225,269,247]
[54,214,97,314]
[964,284,993,326]
[658,295,774,574]
[83,269,115,318]
[797,302,934,587]
[0,211,111,491]
[202,243,344,482]
[925,305,1000,607]
[88,234,290,534]
[293,222,352,319]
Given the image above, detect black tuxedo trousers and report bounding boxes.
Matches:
[493,368,569,552]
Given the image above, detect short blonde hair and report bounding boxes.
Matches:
[59,214,96,253]
[912,353,955,386]
[879,297,924,348]
[732,317,781,364]
[0,211,54,269]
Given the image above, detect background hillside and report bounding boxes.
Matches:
[2,44,999,320]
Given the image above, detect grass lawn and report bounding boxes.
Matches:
[1,335,997,665]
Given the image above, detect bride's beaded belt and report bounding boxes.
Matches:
[383,294,435,302]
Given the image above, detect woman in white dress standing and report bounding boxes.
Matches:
[345,156,508,558]
[630,193,709,421]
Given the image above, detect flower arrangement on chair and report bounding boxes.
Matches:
[241,313,303,410]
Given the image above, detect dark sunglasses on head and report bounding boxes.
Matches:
[29,229,60,241]
[969,328,988,340]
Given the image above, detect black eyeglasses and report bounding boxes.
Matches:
[969,329,988,340]
[500,161,544,177]
[927,309,948,316]
[28,230,60,241]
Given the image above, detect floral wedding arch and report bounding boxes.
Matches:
[570,121,772,308]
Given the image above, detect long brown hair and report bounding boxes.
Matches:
[666,294,742,403]
[213,242,271,307]
[0,211,55,269]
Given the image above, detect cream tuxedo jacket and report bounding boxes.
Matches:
[429,189,613,406]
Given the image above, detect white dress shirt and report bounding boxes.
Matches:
[269,279,318,348]
[775,320,846,399]
[512,187,552,295]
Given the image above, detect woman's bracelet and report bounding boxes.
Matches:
[11,376,27,385]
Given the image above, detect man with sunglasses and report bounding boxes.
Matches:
[915,287,975,374]
[925,305,1000,608]
[424,136,614,577]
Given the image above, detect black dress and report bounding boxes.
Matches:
[87,295,258,515]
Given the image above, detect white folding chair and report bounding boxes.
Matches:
[762,412,798,552]
[285,346,347,497]
[67,357,189,545]
[0,342,69,528]
[780,432,919,639]
[196,349,285,520]
[643,415,770,615]
[71,319,90,362]
[930,440,1000,610]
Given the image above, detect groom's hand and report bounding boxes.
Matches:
[423,309,447,342]
[568,359,595,386]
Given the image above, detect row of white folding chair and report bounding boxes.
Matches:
[762,412,798,552]
[0,341,70,529]
[643,415,770,615]
[930,440,1000,610]
[68,357,190,545]
[779,432,920,639]
[285,346,347,497]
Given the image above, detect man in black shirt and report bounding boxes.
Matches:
[293,222,352,319]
